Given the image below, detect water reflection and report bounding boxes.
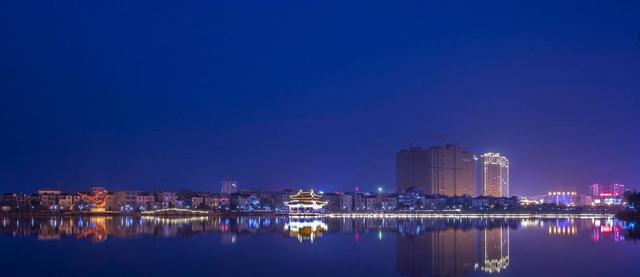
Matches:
[0,215,635,276]
[284,219,328,242]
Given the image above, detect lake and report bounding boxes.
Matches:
[0,215,638,277]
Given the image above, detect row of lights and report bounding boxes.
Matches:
[548,192,577,195]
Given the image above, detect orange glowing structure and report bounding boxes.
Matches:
[79,187,108,212]
[77,217,108,242]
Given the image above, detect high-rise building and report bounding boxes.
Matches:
[480,153,509,197]
[396,145,476,196]
[611,183,625,197]
[590,183,600,197]
[220,181,238,194]
[396,147,430,193]
[428,145,476,196]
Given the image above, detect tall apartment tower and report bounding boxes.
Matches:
[396,147,430,193]
[428,145,477,196]
[396,145,476,196]
[220,181,238,194]
[480,153,509,197]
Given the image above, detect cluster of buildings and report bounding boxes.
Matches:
[0,144,632,214]
[520,183,628,207]
[321,189,518,213]
[1,185,520,214]
[396,145,509,197]
[0,181,256,213]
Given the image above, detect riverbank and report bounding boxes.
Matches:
[0,210,616,218]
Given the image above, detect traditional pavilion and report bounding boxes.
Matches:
[285,190,328,214]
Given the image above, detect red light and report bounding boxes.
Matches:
[601,225,613,233]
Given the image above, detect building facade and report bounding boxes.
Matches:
[480,153,509,197]
[396,147,431,193]
[221,181,238,194]
[396,145,476,196]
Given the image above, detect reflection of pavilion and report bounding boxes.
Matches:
[284,220,328,243]
[478,227,510,274]
[397,229,476,277]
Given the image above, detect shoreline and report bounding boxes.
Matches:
[0,210,617,218]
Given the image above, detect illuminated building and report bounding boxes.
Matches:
[591,183,626,206]
[545,191,591,206]
[38,189,61,209]
[480,153,509,197]
[285,190,328,214]
[591,183,600,197]
[396,145,476,196]
[521,191,592,207]
[57,194,74,210]
[0,193,29,212]
[155,192,177,209]
[340,193,353,212]
[136,193,155,210]
[611,183,625,197]
[204,194,229,209]
[112,191,141,211]
[322,192,342,212]
[220,181,238,194]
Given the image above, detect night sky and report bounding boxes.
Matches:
[1,1,639,195]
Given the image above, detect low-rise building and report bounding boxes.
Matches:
[57,194,75,210]
[323,192,342,213]
[155,192,177,208]
[38,189,61,209]
[136,193,155,210]
[192,196,205,209]
[205,194,229,209]
[0,193,29,212]
[340,193,353,212]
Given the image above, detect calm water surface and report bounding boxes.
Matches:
[0,215,638,277]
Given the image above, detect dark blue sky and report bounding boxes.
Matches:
[1,1,639,195]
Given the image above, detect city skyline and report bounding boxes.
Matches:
[2,2,640,277]
[0,143,636,196]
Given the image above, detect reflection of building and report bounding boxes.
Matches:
[284,220,328,242]
[397,229,476,277]
[285,190,327,214]
[481,153,509,197]
[397,145,476,196]
[479,227,509,274]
